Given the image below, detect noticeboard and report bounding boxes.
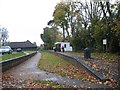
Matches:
[103,39,107,45]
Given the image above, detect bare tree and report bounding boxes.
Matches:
[0,26,9,46]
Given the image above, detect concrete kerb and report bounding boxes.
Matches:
[0,51,37,72]
[49,51,108,82]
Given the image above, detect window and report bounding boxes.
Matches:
[64,44,66,48]
[70,43,72,46]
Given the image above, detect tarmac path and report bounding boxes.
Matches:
[2,52,109,88]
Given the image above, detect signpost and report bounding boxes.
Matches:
[103,39,107,52]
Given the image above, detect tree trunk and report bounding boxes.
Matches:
[62,24,65,42]
[65,25,70,42]
[100,2,107,18]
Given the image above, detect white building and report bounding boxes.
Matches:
[55,42,72,51]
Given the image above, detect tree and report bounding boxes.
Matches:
[53,2,70,41]
[0,26,9,46]
[69,1,101,50]
[33,42,37,46]
[40,26,62,50]
[45,0,120,53]
[99,1,120,52]
[70,1,120,53]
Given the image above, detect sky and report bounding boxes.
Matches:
[0,0,118,46]
[0,0,61,46]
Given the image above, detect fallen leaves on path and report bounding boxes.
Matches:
[83,59,118,87]
[59,52,119,88]
[23,80,51,88]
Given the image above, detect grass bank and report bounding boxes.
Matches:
[68,51,119,61]
[0,52,25,61]
[92,52,119,61]
[24,50,36,54]
[38,52,92,80]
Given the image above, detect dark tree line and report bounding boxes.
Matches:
[41,0,120,53]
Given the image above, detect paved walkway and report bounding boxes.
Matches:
[2,52,109,88]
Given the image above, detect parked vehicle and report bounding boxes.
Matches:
[0,46,13,54]
[16,48,22,52]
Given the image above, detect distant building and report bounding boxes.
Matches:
[9,40,37,50]
[40,44,44,48]
[55,42,72,51]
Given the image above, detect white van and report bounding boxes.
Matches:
[55,42,72,51]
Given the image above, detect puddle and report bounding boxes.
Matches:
[32,71,43,74]
[44,77,59,81]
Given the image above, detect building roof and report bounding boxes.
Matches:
[55,42,70,44]
[9,40,37,48]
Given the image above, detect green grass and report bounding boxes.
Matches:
[68,51,119,61]
[38,52,87,80]
[92,52,119,61]
[0,52,26,61]
[24,50,35,54]
[38,52,68,74]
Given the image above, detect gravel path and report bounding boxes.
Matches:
[2,52,110,89]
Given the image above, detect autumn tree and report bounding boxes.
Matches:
[44,0,120,53]
[71,1,120,52]
[98,1,120,52]
[41,26,62,50]
[53,2,70,41]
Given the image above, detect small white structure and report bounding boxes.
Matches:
[55,42,72,51]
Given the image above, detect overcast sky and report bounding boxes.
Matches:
[0,0,61,46]
[0,0,118,46]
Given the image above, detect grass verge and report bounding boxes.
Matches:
[68,51,119,61]
[24,50,36,54]
[0,52,26,61]
[92,52,119,61]
[38,52,90,80]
